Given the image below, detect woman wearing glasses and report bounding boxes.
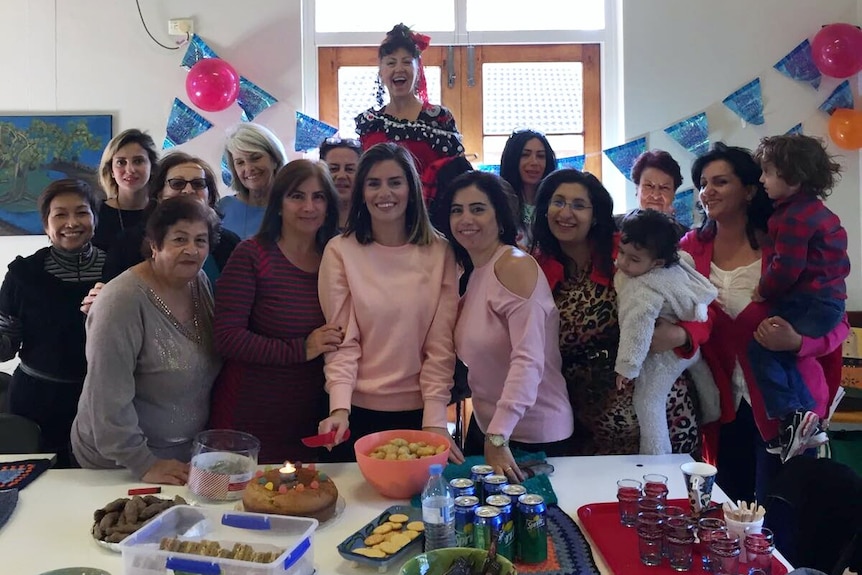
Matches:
[319,137,362,230]
[355,24,464,180]
[101,152,240,285]
[532,169,698,455]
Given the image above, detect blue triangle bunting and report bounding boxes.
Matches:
[722,78,765,125]
[664,113,710,157]
[556,155,586,171]
[237,76,278,122]
[672,188,696,229]
[294,112,338,152]
[773,39,821,90]
[221,154,233,187]
[477,164,501,175]
[604,137,647,181]
[786,123,803,135]
[818,81,854,116]
[181,34,218,70]
[163,98,213,149]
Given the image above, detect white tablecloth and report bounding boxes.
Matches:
[0,454,790,574]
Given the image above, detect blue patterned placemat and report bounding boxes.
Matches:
[0,458,51,490]
[0,489,18,531]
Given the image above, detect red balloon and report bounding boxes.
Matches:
[812,23,862,78]
[186,58,240,112]
[828,108,862,150]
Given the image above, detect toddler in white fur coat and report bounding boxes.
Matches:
[614,209,720,455]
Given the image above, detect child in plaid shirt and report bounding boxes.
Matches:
[750,134,850,463]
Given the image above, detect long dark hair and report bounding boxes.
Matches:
[344,143,436,246]
[256,160,339,253]
[691,142,772,249]
[530,169,615,279]
[499,130,557,216]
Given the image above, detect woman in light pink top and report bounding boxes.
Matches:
[439,171,573,481]
[318,143,464,463]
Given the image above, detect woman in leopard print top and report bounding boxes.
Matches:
[531,169,700,455]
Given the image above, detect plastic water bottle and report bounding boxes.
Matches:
[421,463,456,551]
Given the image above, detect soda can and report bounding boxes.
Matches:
[482,474,509,498]
[450,477,476,499]
[473,505,503,552]
[454,495,479,548]
[517,494,548,564]
[470,464,494,500]
[486,494,515,561]
[501,484,527,499]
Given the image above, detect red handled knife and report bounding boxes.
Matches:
[300,429,351,447]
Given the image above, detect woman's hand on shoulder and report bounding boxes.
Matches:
[423,426,465,464]
[141,459,189,485]
[494,249,538,299]
[80,282,105,315]
[754,316,803,352]
[305,323,343,360]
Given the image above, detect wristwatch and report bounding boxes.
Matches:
[486,434,508,448]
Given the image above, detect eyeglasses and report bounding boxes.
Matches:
[321,137,362,151]
[639,181,674,196]
[166,178,208,192]
[550,198,592,211]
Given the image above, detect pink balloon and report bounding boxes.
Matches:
[812,23,862,78]
[185,58,240,112]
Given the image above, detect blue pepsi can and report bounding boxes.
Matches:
[482,474,508,498]
[501,484,527,499]
[450,477,476,499]
[454,495,479,548]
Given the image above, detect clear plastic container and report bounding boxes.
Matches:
[188,429,260,501]
[119,505,316,575]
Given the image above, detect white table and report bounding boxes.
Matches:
[0,454,789,574]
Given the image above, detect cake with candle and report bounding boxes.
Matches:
[242,462,339,521]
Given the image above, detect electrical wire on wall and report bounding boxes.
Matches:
[135,0,188,51]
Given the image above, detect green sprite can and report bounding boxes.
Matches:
[517,494,548,564]
[473,505,503,552]
[485,494,515,561]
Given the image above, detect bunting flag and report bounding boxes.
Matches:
[294,112,338,151]
[477,164,501,175]
[672,188,696,229]
[163,98,213,149]
[663,113,710,157]
[556,155,586,171]
[786,123,803,135]
[221,154,233,187]
[604,137,647,181]
[773,39,821,90]
[722,78,765,125]
[181,34,218,69]
[818,81,854,116]
[237,76,279,122]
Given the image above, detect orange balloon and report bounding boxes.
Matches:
[829,108,862,150]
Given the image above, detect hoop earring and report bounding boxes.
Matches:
[375,76,385,108]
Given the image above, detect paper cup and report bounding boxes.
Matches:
[680,462,717,516]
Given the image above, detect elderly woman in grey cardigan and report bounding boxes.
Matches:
[71,197,222,484]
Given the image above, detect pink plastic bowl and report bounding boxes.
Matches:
[354,429,450,499]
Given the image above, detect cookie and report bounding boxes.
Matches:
[388,513,409,523]
[353,547,386,558]
[406,521,425,532]
[372,522,394,535]
[363,533,385,546]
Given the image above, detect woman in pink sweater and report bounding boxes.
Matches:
[318,143,463,462]
[438,171,573,481]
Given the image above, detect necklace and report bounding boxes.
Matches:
[147,281,202,345]
[113,195,125,232]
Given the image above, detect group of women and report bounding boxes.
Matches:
[0,23,844,506]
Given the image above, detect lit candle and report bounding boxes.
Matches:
[279,461,296,482]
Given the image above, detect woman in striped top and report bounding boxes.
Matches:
[209,160,341,463]
[0,179,105,467]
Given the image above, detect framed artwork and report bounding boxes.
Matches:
[0,114,113,235]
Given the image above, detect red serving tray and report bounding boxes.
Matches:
[577,499,788,575]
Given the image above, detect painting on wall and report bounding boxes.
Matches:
[0,114,112,235]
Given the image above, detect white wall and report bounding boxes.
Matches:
[622,0,862,306]
[0,0,860,303]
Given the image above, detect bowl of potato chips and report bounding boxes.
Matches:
[354,430,450,498]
